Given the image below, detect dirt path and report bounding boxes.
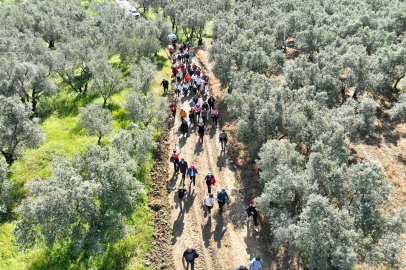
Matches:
[165,47,271,270]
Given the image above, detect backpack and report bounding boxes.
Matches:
[170,156,175,163]
[236,266,248,270]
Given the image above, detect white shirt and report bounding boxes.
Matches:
[183,84,189,90]
[195,78,201,85]
[205,196,216,206]
[191,74,197,80]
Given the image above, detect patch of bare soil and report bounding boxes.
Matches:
[148,63,175,269]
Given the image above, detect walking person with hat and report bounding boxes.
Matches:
[179,158,188,183]
[246,199,259,232]
[203,172,216,194]
[217,188,230,212]
[171,144,181,174]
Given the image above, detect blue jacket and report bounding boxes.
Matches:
[217,191,230,201]
[186,167,198,176]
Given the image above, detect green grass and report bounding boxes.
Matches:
[0,49,172,270]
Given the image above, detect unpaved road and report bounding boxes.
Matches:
[166,48,271,270]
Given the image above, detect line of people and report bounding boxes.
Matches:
[167,42,262,270]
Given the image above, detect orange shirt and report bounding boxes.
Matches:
[184,74,191,82]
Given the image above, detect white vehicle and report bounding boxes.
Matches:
[129,8,140,19]
[168,32,177,41]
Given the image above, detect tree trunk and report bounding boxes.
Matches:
[84,80,88,93]
[198,36,203,46]
[103,98,107,108]
[97,136,102,145]
[0,147,14,165]
[393,73,405,92]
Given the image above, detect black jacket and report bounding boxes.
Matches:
[179,161,188,173]
[208,98,215,106]
[202,103,209,111]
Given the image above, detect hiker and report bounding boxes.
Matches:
[192,83,198,95]
[198,122,205,142]
[182,246,199,270]
[177,54,182,63]
[186,165,198,190]
[249,257,263,270]
[171,144,181,173]
[217,188,230,212]
[169,46,173,56]
[179,109,187,121]
[202,108,208,126]
[174,84,180,99]
[184,73,191,84]
[179,158,188,182]
[192,62,196,70]
[204,172,216,194]
[189,108,195,127]
[196,67,201,77]
[185,49,189,62]
[211,107,218,126]
[172,65,178,77]
[181,119,188,136]
[160,79,169,93]
[180,62,185,72]
[191,73,197,83]
[195,103,201,122]
[182,82,189,96]
[246,199,259,232]
[236,266,249,270]
[201,73,208,81]
[172,54,177,63]
[204,78,209,95]
[219,129,228,151]
[182,68,187,79]
[203,193,216,217]
[170,101,177,117]
[192,95,199,106]
[177,185,187,213]
[195,76,201,90]
[208,95,216,111]
[189,48,194,60]
[176,70,181,83]
[202,101,209,112]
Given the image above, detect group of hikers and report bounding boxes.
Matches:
[166,42,263,270]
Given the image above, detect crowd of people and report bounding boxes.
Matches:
[165,42,263,270]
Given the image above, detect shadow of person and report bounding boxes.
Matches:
[201,216,213,248]
[168,174,179,192]
[179,136,188,148]
[170,214,185,245]
[213,211,228,248]
[194,138,204,155]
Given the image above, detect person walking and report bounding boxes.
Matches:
[183,246,199,270]
[177,54,182,63]
[219,130,228,151]
[192,82,198,95]
[216,188,230,212]
[171,144,181,174]
[169,46,173,56]
[189,108,195,127]
[192,95,199,106]
[175,83,181,99]
[211,107,218,126]
[179,109,187,121]
[202,101,209,112]
[195,76,202,91]
[189,48,194,61]
[204,78,209,95]
[177,184,187,213]
[181,119,188,136]
[195,103,201,122]
[176,70,181,83]
[249,257,263,270]
[172,65,178,78]
[246,199,259,232]
[203,193,216,217]
[208,95,215,111]
[182,82,189,96]
[186,165,198,190]
[160,79,169,93]
[170,101,177,118]
[202,108,208,126]
[197,122,205,142]
[204,172,216,194]
[179,158,188,183]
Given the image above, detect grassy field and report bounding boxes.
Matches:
[0,50,171,270]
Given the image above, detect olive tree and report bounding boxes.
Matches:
[389,93,406,118]
[78,103,113,145]
[0,157,15,220]
[0,95,45,164]
[14,145,145,252]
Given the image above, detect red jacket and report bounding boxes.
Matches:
[211,177,216,186]
[172,67,178,74]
